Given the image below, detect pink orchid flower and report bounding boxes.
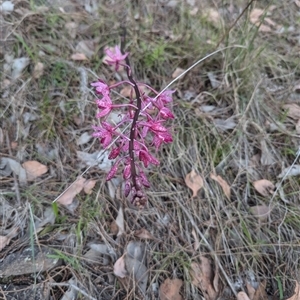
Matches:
[104,46,129,71]
[92,122,115,148]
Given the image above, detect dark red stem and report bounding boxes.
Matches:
[120,27,142,191]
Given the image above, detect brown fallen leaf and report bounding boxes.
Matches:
[250,8,264,24]
[22,160,48,181]
[65,22,78,39]
[253,179,275,197]
[256,24,272,32]
[110,220,119,235]
[210,173,231,199]
[113,254,127,278]
[0,228,18,251]
[190,257,218,300]
[253,280,268,300]
[57,177,86,206]
[134,228,156,240]
[0,236,10,251]
[286,282,300,300]
[159,278,183,300]
[185,169,203,198]
[203,8,223,27]
[249,8,277,32]
[120,86,133,98]
[71,53,88,61]
[246,281,256,299]
[236,291,251,300]
[250,205,271,220]
[283,104,300,120]
[32,62,44,79]
[83,179,97,194]
[172,67,185,79]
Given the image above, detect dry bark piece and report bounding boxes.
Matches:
[159,278,183,300]
[115,206,125,236]
[185,169,203,198]
[253,179,275,197]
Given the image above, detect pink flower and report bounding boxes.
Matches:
[108,147,121,159]
[148,120,168,133]
[157,90,174,104]
[139,171,150,188]
[159,107,174,119]
[122,140,141,152]
[139,149,160,167]
[106,161,119,181]
[124,181,131,197]
[123,164,131,180]
[153,131,173,149]
[95,95,113,118]
[140,120,167,138]
[104,46,128,71]
[92,122,115,147]
[91,80,110,96]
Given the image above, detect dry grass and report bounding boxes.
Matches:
[1,0,300,299]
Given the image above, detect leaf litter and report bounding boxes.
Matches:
[0,1,300,300]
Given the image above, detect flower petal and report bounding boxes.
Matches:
[106,162,119,181]
[96,107,111,118]
[123,164,131,180]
